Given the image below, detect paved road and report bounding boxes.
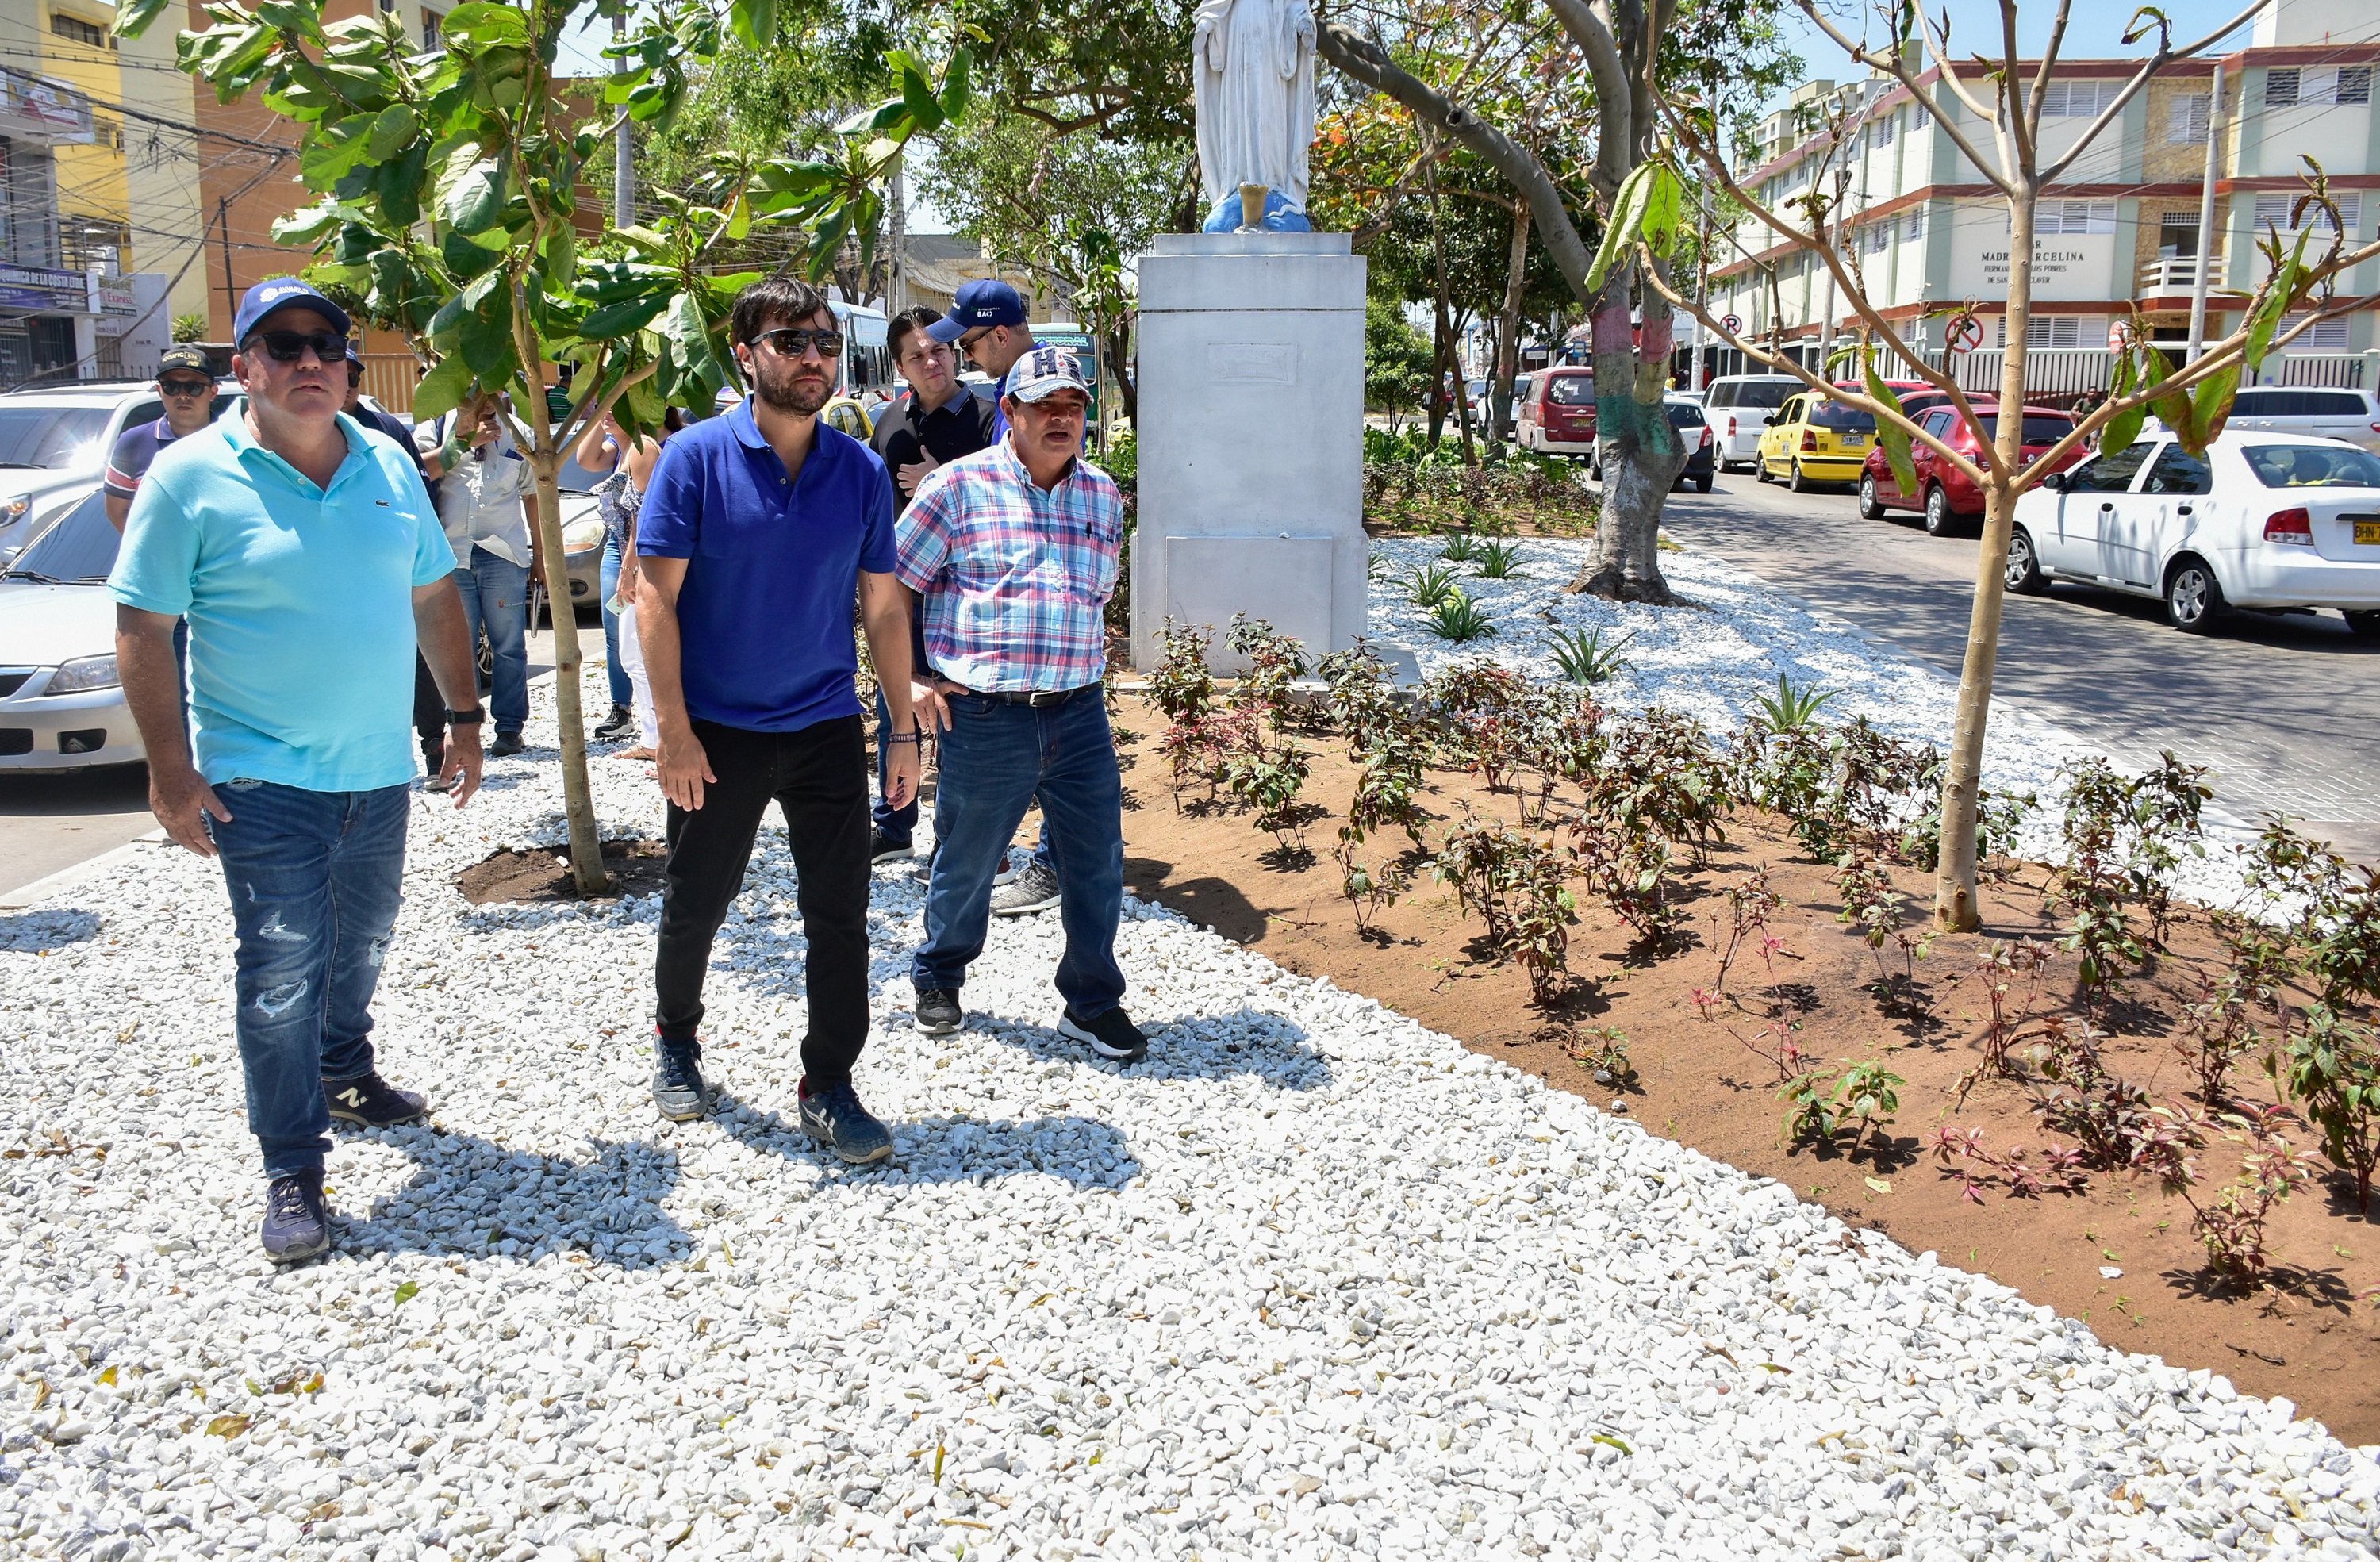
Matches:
[1659,470,2380,862]
[0,631,570,899]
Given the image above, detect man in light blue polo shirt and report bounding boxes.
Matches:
[110,278,488,1265]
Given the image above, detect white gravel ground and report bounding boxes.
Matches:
[4,563,2377,1560]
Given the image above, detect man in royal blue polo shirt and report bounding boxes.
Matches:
[635,275,922,1162]
[110,279,485,1265]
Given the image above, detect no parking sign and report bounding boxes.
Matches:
[1948,316,1985,352]
[1720,313,1744,334]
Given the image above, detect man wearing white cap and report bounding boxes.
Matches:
[894,347,1145,1063]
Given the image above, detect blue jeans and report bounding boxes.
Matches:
[208,781,411,1179]
[452,551,528,736]
[912,690,1125,1017]
[600,532,631,708]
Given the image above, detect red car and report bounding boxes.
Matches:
[1858,401,2084,537]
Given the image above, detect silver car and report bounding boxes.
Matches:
[0,485,141,769]
[0,382,239,565]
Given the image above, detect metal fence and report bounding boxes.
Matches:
[2246,352,2373,389]
[358,352,423,416]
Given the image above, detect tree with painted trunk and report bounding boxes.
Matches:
[1603,0,2380,931]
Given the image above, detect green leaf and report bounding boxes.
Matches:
[1864,351,1917,495]
[392,1279,421,1307]
[2241,234,2309,374]
[2185,360,2242,454]
[2140,345,2197,450]
[440,159,506,235]
[374,141,428,228]
[729,0,777,48]
[900,62,945,134]
[271,201,349,248]
[298,117,375,186]
[659,290,730,386]
[835,96,905,136]
[440,226,507,281]
[110,0,172,40]
[364,103,417,162]
[410,355,473,423]
[1585,163,1662,296]
[940,47,972,123]
[579,293,674,339]
[458,276,515,378]
[2098,347,2146,455]
[436,2,530,50]
[724,188,751,243]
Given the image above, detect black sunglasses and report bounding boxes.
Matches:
[159,378,213,397]
[748,328,843,359]
[244,330,348,364]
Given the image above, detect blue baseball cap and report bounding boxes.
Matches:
[232,278,351,347]
[927,279,1029,343]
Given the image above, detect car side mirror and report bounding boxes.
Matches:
[2038,470,2067,493]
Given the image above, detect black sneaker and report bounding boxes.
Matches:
[914,987,962,1036]
[797,1077,894,1164]
[1059,1005,1148,1063]
[651,1036,716,1122]
[260,1168,331,1264]
[989,859,1061,916]
[593,704,634,742]
[324,1071,428,1127]
[423,744,455,793]
[489,731,527,758]
[870,831,916,865]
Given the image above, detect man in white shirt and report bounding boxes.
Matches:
[416,396,540,756]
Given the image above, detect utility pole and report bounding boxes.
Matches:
[216,196,234,336]
[612,12,634,231]
[1691,178,1712,390]
[889,167,907,313]
[2185,62,2225,366]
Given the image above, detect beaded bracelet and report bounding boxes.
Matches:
[884,731,923,744]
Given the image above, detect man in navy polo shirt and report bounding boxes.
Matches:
[635,275,923,1162]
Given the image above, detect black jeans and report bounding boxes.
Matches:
[412,654,443,763]
[655,715,873,1088]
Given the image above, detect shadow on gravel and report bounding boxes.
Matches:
[962,1004,1332,1092]
[719,1107,1140,1189]
[338,1126,693,1270]
[0,906,101,952]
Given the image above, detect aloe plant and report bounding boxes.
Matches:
[1549,626,1633,685]
[1426,592,1495,642]
[1406,563,1461,610]
[1439,531,1480,562]
[1472,538,1525,578]
[1755,674,1837,732]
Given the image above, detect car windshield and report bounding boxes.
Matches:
[1546,375,1595,406]
[0,406,113,470]
[1975,415,2075,445]
[555,455,605,493]
[1664,401,1706,427]
[2244,444,2380,489]
[1729,381,1795,409]
[3,491,116,581]
[1809,403,1875,432]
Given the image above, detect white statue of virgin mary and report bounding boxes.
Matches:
[1192,0,1318,213]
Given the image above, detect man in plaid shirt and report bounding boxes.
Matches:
[894,347,1146,1063]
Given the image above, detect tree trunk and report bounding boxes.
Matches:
[1934,190,2038,931]
[1107,323,1138,425]
[1426,304,1449,448]
[525,447,608,893]
[1493,201,1531,443]
[1564,282,1683,602]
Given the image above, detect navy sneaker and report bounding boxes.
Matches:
[1059,1005,1148,1063]
[798,1077,894,1164]
[913,987,962,1036]
[652,1036,716,1122]
[869,831,915,865]
[260,1168,330,1264]
[489,731,527,758]
[324,1071,428,1127]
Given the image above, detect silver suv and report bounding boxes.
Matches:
[0,381,237,564]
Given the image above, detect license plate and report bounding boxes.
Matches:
[2357,520,2380,546]
[1841,437,1866,449]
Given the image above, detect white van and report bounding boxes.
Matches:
[2223,386,2380,454]
[1701,374,1804,472]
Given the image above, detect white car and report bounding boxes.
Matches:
[0,382,238,565]
[2191,386,2380,455]
[0,484,142,769]
[1701,374,1804,472]
[2007,432,2380,635]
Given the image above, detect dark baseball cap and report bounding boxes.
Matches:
[927,279,1029,343]
[157,344,211,378]
[232,278,351,346]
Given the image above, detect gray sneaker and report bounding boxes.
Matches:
[798,1078,894,1164]
[988,859,1061,916]
[651,1036,716,1122]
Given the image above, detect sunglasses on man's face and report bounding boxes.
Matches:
[159,378,213,398]
[749,328,844,359]
[245,330,348,365]
[958,328,993,354]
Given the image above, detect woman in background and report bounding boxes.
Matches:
[574,401,682,759]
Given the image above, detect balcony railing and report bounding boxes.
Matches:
[2138,255,2221,292]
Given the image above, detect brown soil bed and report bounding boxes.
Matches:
[457,838,670,905]
[1106,694,2380,1445]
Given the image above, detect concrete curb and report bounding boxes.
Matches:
[0,829,170,911]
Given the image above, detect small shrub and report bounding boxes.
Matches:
[1832,1060,1905,1157]
[1316,639,1404,757]
[1779,1069,1841,1146]
[2135,1103,2320,1285]
[1438,530,1480,562]
[1567,811,1678,946]
[1406,563,1461,610]
[2028,1017,2158,1170]
[1346,734,1430,850]
[1222,743,1311,851]
[1431,816,1577,1003]
[1472,538,1524,578]
[1933,1125,2090,1202]
[1426,593,1496,643]
[1335,827,1413,942]
[1223,612,1310,734]
[1566,1026,1635,1088]
[2270,1007,2380,1208]
[1953,938,2058,1106]
[1549,626,1633,686]
[1706,868,1783,1001]
[2175,969,2258,1108]
[1152,620,1219,725]
[1833,853,1934,1015]
[1754,674,1837,732]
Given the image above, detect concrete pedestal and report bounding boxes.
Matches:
[1130,232,1367,674]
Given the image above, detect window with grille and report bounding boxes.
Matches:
[422,8,445,48]
[2010,316,2098,350]
[2253,192,2363,232]
[2265,68,2299,107]
[2030,199,2116,235]
[2159,211,2199,256]
[1864,223,1888,254]
[2277,313,2352,353]
[2341,66,2373,105]
[50,13,109,48]
[1903,207,1925,241]
[2166,92,2209,145]
[2037,79,2116,117]
[2265,67,2370,107]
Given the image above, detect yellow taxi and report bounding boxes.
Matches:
[1756,391,1879,492]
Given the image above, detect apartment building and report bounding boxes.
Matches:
[0,0,202,384]
[1705,0,2379,395]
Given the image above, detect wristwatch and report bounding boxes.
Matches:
[445,704,486,727]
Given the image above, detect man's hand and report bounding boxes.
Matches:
[884,740,921,811]
[439,723,486,807]
[910,679,952,733]
[896,451,939,497]
[658,723,717,812]
[151,763,231,857]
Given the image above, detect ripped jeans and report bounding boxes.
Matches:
[208,780,411,1179]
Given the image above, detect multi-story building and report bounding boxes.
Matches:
[1704,0,2378,397]
[0,0,204,384]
